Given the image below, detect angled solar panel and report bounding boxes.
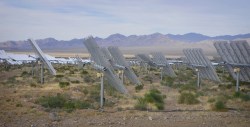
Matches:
[28,39,56,75]
[108,46,141,85]
[83,36,128,94]
[183,48,220,82]
[136,54,155,66]
[151,52,176,77]
[100,47,115,67]
[214,40,250,82]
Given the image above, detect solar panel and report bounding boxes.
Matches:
[108,46,141,85]
[28,39,56,75]
[183,48,220,82]
[214,40,250,82]
[151,52,176,77]
[100,47,115,67]
[136,54,155,66]
[83,36,128,94]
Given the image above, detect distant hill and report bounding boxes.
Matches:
[0,33,250,52]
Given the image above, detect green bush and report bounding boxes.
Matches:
[81,70,89,75]
[161,76,175,87]
[207,98,215,103]
[213,100,227,111]
[134,97,147,110]
[135,84,144,92]
[233,92,250,101]
[56,74,64,78]
[59,82,70,88]
[142,75,153,83]
[21,71,29,76]
[179,84,196,92]
[36,93,92,112]
[144,89,164,104]
[84,75,95,83]
[178,92,199,104]
[71,80,80,84]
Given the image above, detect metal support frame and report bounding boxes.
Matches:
[40,62,44,84]
[195,68,200,88]
[160,67,163,81]
[97,72,104,111]
[234,68,240,92]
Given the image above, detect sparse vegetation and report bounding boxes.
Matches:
[233,92,250,101]
[59,82,70,88]
[135,89,165,110]
[161,76,175,87]
[134,97,148,110]
[178,92,199,104]
[135,84,144,92]
[36,93,92,112]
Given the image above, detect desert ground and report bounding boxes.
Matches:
[0,63,250,127]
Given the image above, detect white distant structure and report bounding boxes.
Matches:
[0,49,91,65]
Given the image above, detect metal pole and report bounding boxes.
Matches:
[160,67,163,81]
[121,70,124,85]
[196,68,200,88]
[32,64,34,77]
[100,73,104,110]
[41,63,44,84]
[236,71,240,92]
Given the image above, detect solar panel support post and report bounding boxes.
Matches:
[40,61,44,84]
[32,62,35,77]
[195,68,200,88]
[160,67,163,81]
[98,73,104,111]
[234,68,240,92]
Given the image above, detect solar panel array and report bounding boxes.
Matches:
[214,40,250,82]
[183,48,220,82]
[108,46,141,85]
[83,36,128,94]
[151,52,176,77]
[28,39,56,75]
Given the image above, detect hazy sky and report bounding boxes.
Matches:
[0,0,250,41]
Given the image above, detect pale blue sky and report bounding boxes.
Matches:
[0,0,249,41]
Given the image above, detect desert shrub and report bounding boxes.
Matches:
[178,92,199,104]
[161,76,175,87]
[59,82,70,88]
[69,70,75,74]
[21,71,29,77]
[38,94,66,108]
[82,88,89,95]
[134,97,148,110]
[71,80,80,84]
[16,102,23,107]
[56,74,64,78]
[207,98,215,103]
[179,84,197,92]
[144,89,164,103]
[233,92,250,101]
[81,70,89,75]
[142,75,153,83]
[37,93,92,112]
[84,75,95,83]
[135,84,144,92]
[212,100,227,111]
[30,82,37,87]
[145,89,165,110]
[134,89,165,110]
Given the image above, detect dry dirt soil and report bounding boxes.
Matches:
[0,64,250,127]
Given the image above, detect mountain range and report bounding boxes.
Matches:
[0,33,250,54]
